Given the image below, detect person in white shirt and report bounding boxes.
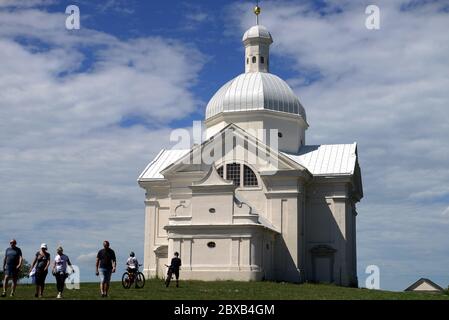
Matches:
[52,246,74,299]
[126,252,139,274]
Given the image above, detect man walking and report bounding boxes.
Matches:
[2,239,23,297]
[95,241,116,297]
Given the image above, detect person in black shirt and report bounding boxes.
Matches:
[168,252,182,288]
[30,243,50,298]
[95,240,116,297]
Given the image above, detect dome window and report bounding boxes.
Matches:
[252,56,256,63]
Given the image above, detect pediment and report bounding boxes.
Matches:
[160,123,309,178]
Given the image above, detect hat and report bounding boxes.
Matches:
[40,243,48,249]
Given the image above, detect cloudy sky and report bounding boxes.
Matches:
[0,0,448,291]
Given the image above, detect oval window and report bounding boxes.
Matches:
[278,132,283,138]
[207,242,216,248]
[209,208,216,213]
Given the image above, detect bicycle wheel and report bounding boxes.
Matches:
[165,270,172,287]
[122,272,131,289]
[135,272,145,289]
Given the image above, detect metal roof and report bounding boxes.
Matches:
[205,72,306,121]
[138,149,189,180]
[138,143,357,180]
[283,143,358,176]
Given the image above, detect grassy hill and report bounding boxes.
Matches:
[1,279,448,300]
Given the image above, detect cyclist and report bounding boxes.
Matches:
[166,252,181,288]
[126,252,139,276]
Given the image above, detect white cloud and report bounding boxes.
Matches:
[0,0,55,8]
[442,206,449,217]
[76,251,97,263]
[228,0,449,290]
[0,4,204,279]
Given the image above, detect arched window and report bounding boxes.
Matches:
[243,165,258,186]
[226,163,240,186]
[217,166,223,178]
[260,56,265,64]
[216,163,258,187]
[252,56,256,63]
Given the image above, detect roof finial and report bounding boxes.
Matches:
[254,1,261,25]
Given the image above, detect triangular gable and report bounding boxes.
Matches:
[404,278,444,292]
[161,123,310,178]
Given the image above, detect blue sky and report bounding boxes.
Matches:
[0,0,448,291]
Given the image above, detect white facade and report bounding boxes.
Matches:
[138,19,363,286]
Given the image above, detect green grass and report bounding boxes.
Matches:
[1,279,448,300]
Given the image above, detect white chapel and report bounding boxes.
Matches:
[138,6,363,287]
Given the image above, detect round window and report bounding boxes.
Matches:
[209,208,216,213]
[207,242,216,248]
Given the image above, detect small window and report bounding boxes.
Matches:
[278,132,283,138]
[209,208,216,213]
[261,56,265,64]
[226,163,241,186]
[207,242,216,248]
[246,57,249,64]
[243,165,258,187]
[252,56,256,63]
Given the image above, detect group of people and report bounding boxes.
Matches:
[2,240,74,299]
[2,239,182,299]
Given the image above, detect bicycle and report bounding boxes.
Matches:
[164,264,173,288]
[122,264,145,289]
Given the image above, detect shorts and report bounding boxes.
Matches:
[4,265,19,278]
[99,268,112,284]
[127,267,137,274]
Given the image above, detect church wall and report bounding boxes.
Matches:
[141,184,170,278]
[164,227,274,281]
[205,112,306,153]
[305,180,357,286]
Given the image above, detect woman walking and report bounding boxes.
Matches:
[30,243,50,298]
[52,246,74,299]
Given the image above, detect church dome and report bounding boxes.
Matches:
[242,25,272,43]
[205,72,306,121]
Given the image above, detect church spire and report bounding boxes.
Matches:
[254,2,261,25]
[242,3,273,73]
